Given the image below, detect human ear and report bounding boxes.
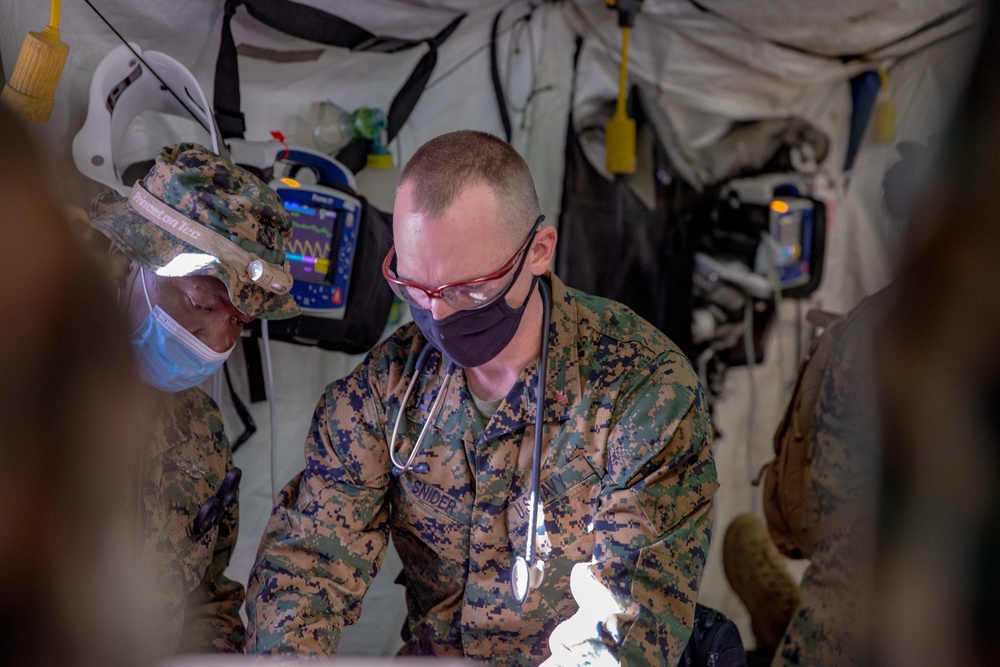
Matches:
[107,246,134,289]
[528,224,558,276]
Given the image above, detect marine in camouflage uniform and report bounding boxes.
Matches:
[248,263,718,663]
[90,143,299,654]
[766,137,933,666]
[771,291,886,667]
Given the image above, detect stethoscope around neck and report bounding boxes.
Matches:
[388,280,552,605]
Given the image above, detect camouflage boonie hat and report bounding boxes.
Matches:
[90,142,300,319]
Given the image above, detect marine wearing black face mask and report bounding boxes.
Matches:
[408,217,543,369]
[248,130,718,666]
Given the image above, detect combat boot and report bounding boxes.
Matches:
[723,512,801,655]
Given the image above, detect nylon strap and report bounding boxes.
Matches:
[214,0,464,173]
[490,7,512,143]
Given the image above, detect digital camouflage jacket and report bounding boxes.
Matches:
[247,274,718,665]
[141,387,245,654]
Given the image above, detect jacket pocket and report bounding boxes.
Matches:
[508,455,600,562]
[391,477,471,618]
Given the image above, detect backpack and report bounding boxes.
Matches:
[757,294,883,560]
[678,604,747,667]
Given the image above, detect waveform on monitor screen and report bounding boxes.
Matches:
[286,238,331,259]
[291,222,335,238]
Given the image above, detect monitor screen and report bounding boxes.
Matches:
[283,199,341,286]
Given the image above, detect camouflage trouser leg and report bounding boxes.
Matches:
[772,524,870,667]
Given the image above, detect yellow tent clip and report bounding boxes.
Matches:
[605,0,641,176]
[605,24,636,175]
[873,68,896,144]
[1,0,70,123]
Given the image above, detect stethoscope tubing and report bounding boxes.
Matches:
[388,280,553,604]
[523,279,550,571]
[389,344,454,477]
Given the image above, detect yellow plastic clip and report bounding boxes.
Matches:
[605,26,636,175]
[873,69,896,145]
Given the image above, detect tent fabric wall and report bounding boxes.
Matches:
[0,0,982,655]
[0,0,978,303]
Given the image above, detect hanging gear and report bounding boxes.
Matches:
[213,0,464,173]
[213,0,465,355]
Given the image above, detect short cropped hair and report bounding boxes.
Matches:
[399,130,541,244]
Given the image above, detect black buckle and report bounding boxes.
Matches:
[192,467,242,538]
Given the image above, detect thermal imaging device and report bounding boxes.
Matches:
[269,149,362,318]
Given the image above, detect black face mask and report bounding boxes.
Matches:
[410,262,538,368]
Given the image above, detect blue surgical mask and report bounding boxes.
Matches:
[130,268,233,392]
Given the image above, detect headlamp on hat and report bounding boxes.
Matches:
[128,183,292,295]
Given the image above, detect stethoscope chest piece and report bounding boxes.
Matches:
[511,555,545,605]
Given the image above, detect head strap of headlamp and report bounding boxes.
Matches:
[128,182,293,295]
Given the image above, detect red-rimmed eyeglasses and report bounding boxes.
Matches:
[382,215,544,311]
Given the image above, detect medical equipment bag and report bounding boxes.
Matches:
[258,181,393,353]
[213,0,463,173]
